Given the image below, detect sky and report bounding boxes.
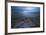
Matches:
[11,6,40,17]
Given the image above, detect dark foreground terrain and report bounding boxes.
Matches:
[11,16,40,28]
